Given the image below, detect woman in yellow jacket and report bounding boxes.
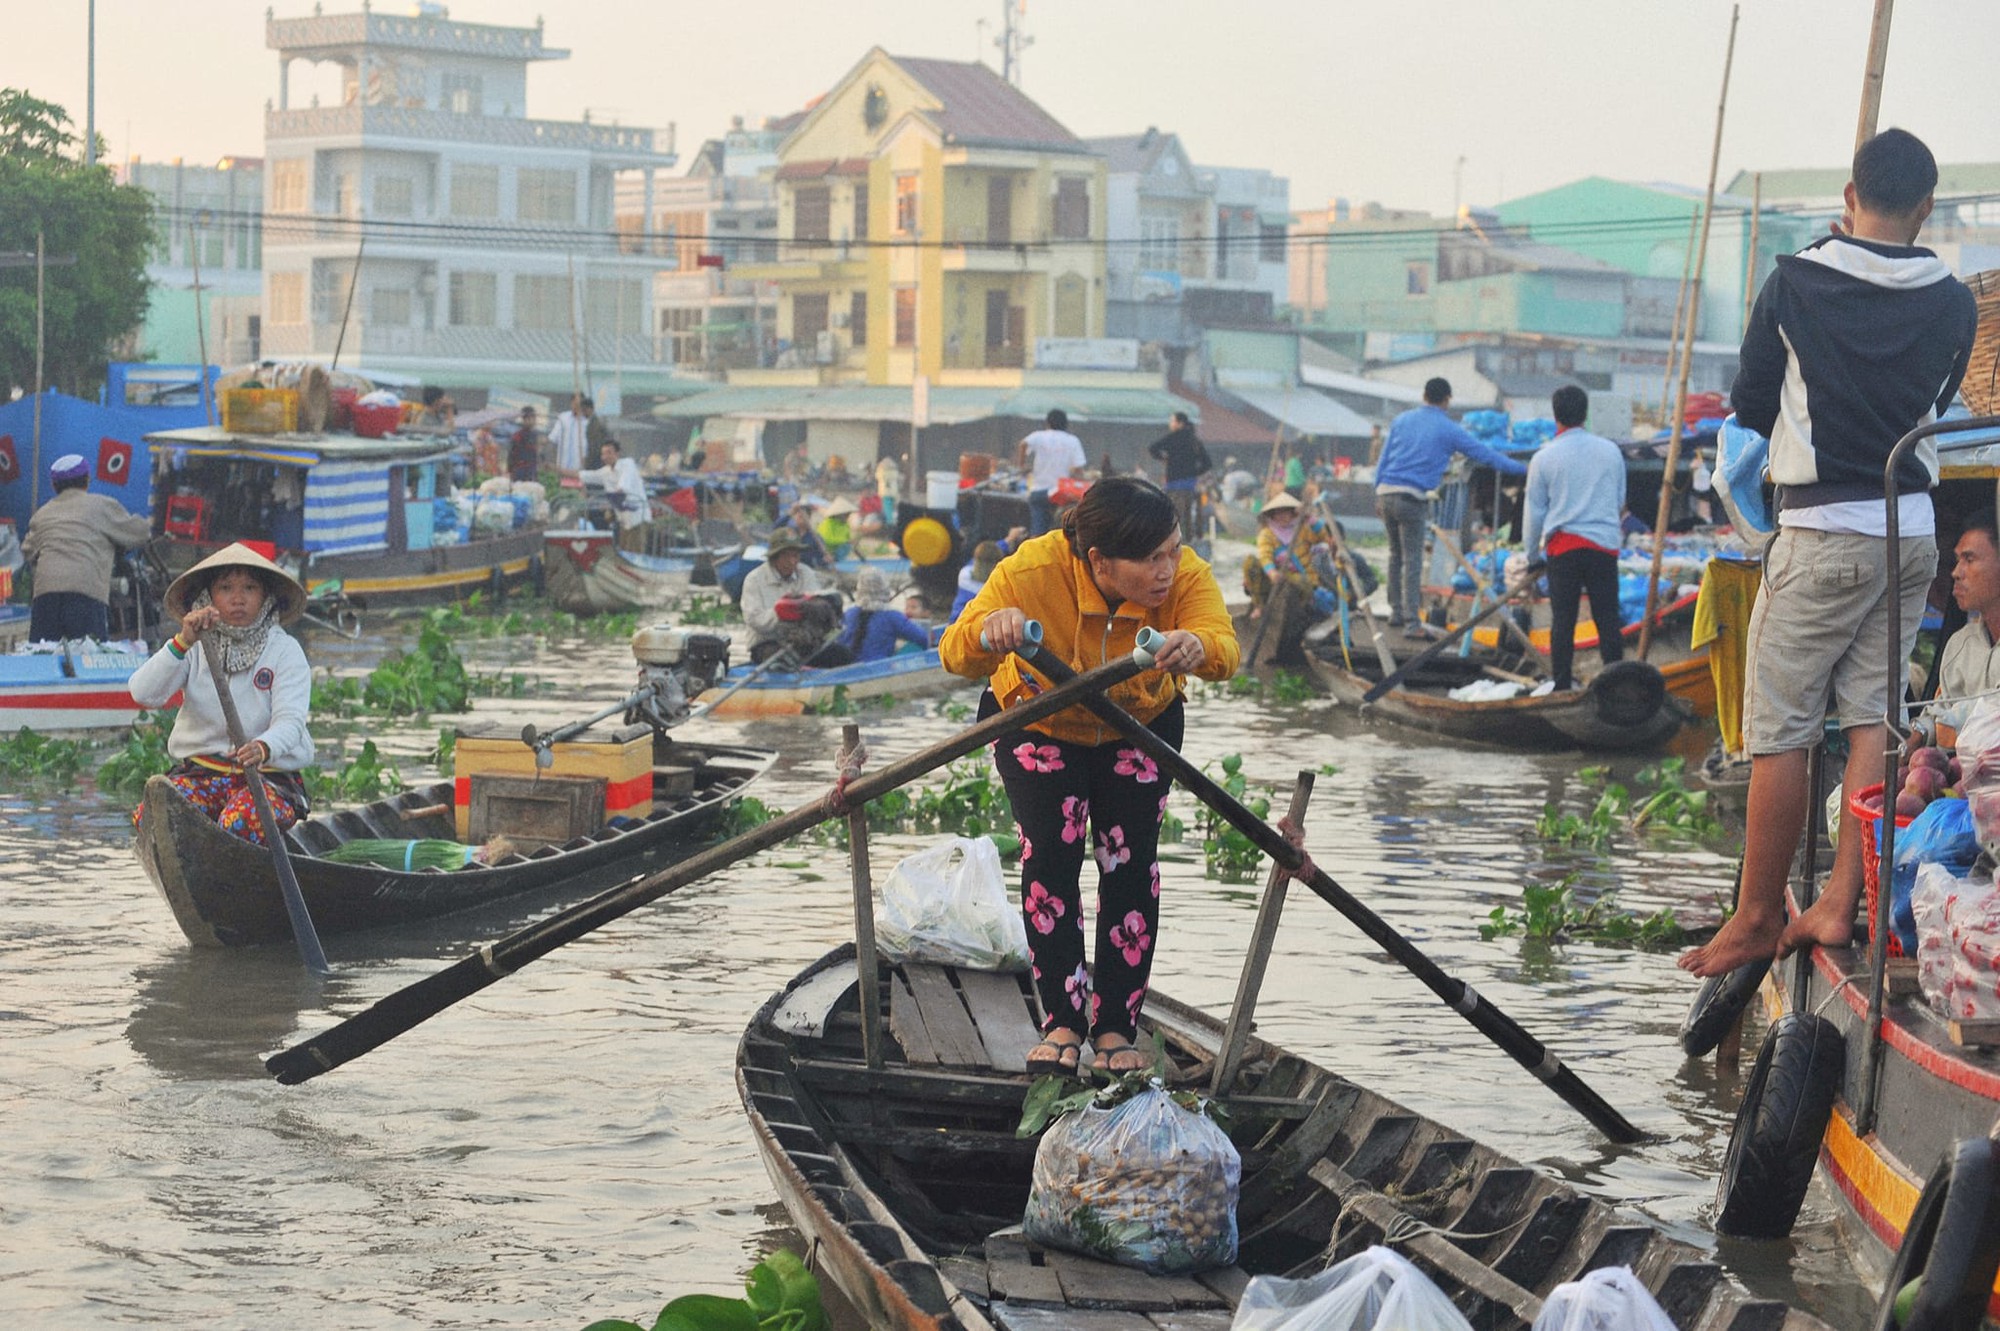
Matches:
[940,477,1238,1074]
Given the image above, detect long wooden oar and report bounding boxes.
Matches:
[200,636,330,976]
[1016,626,1645,1144]
[1361,561,1543,703]
[265,644,1156,1084]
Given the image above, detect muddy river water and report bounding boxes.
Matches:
[0,621,1879,1327]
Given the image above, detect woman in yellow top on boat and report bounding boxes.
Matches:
[939,477,1238,1074]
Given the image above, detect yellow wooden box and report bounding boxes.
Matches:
[452,723,653,840]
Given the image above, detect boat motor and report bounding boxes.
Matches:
[627,624,732,729]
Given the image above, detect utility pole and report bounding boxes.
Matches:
[997,0,1032,87]
[1855,0,1895,149]
[85,0,98,168]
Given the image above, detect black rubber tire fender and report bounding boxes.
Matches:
[1588,659,1668,729]
[1680,956,1772,1058]
[1871,1136,2000,1331]
[1714,1011,1844,1239]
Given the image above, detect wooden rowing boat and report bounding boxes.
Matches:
[696,649,972,718]
[136,740,774,948]
[542,528,742,615]
[0,642,150,732]
[739,945,1835,1331]
[1306,640,1688,753]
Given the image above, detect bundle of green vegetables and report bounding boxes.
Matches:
[321,838,508,871]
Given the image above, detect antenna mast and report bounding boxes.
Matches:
[997,0,1032,86]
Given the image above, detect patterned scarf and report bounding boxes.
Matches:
[191,588,279,675]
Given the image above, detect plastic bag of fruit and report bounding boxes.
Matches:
[1956,704,2000,854]
[1021,1082,1239,1274]
[877,835,1029,972]
[1890,797,1979,955]
[1912,863,2000,1020]
[1231,1245,1472,1331]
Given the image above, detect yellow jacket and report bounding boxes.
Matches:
[939,530,1238,745]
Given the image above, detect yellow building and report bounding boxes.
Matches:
[735,49,1108,389]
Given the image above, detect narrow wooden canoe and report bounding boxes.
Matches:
[136,739,774,948]
[542,529,742,615]
[1308,651,1689,753]
[739,946,1834,1331]
[696,649,972,718]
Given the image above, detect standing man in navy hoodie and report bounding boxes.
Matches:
[1683,128,1978,978]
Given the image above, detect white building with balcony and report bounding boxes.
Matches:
[261,6,679,394]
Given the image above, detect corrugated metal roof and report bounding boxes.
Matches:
[143,425,457,464]
[1230,387,1376,439]
[1300,365,1427,405]
[651,383,1185,426]
[892,56,1085,151]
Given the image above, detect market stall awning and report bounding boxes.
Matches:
[652,383,1189,428]
[1230,386,1376,439]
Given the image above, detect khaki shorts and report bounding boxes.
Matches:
[1744,526,1937,754]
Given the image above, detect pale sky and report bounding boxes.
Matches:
[8,1,1998,217]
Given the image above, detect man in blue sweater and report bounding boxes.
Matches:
[1524,385,1628,691]
[1375,377,1527,637]
[1682,128,1977,979]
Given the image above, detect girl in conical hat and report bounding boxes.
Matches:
[129,544,315,844]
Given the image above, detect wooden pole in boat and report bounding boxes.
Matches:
[199,636,330,976]
[1016,630,1645,1143]
[1855,0,1895,149]
[1321,506,1397,674]
[842,723,885,1071]
[329,232,365,374]
[1640,4,1738,663]
[1742,173,1762,336]
[266,646,1159,1084]
[1212,771,1314,1096]
[1430,524,1541,664]
[1657,209,1700,429]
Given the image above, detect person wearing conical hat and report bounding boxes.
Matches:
[20,453,153,643]
[128,544,315,845]
[816,497,858,560]
[1240,492,1339,620]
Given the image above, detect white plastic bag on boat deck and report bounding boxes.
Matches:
[1910,862,2000,1020]
[1953,700,2000,858]
[876,835,1029,972]
[1531,1266,1676,1331]
[1231,1245,1472,1331]
[1024,1085,1240,1275]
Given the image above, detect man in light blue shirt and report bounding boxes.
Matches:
[1374,377,1526,635]
[1524,385,1628,689]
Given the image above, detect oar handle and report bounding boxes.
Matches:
[983,618,1163,669]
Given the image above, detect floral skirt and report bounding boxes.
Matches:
[134,760,310,845]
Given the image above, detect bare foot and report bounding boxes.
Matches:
[1776,894,1856,957]
[1678,912,1783,977]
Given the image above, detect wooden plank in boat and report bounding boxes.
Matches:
[903,964,990,1067]
[1046,1248,1223,1311]
[992,1306,1157,1331]
[772,968,857,1039]
[890,972,942,1064]
[1236,1082,1361,1222]
[1147,1313,1234,1331]
[986,1231,1066,1305]
[957,968,1041,1073]
[1194,1267,1249,1304]
[937,1255,989,1301]
[1947,1017,2000,1048]
[790,1057,1031,1107]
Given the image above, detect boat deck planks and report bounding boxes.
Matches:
[1046,1248,1226,1311]
[889,972,944,1065]
[902,963,991,1067]
[956,969,1041,1073]
[985,1231,1066,1305]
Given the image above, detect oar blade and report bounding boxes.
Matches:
[268,951,498,1083]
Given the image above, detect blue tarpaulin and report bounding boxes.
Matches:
[0,385,209,537]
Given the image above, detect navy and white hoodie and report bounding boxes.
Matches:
[1732,233,1976,525]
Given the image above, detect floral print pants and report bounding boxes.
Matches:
[987,695,1184,1044]
[133,760,308,846]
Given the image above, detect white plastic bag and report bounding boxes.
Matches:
[1024,1085,1240,1275]
[1913,860,1965,1015]
[876,835,1028,972]
[1912,863,2000,1021]
[1232,1246,1472,1331]
[1955,700,2000,857]
[1532,1267,1676,1331]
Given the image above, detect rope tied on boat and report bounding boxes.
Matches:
[1275,813,1317,886]
[824,733,870,817]
[1304,1164,1531,1278]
